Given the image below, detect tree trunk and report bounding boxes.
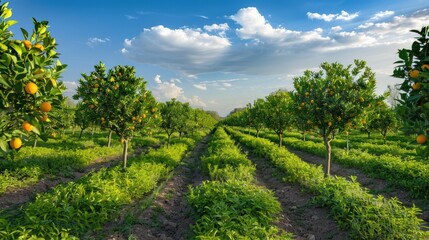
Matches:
[278,130,283,147]
[256,129,260,138]
[122,139,129,170]
[346,135,349,153]
[167,134,171,148]
[367,131,371,139]
[33,135,38,148]
[303,131,306,141]
[107,130,113,147]
[91,127,95,138]
[383,130,387,144]
[323,136,332,177]
[79,128,84,140]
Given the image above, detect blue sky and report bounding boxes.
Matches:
[9,0,429,116]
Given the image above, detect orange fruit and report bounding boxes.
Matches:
[310,100,314,104]
[132,116,136,121]
[151,108,156,113]
[40,102,52,112]
[412,82,421,90]
[416,134,427,144]
[421,64,429,71]
[142,114,146,119]
[89,104,95,109]
[25,82,38,94]
[50,78,57,87]
[23,40,32,49]
[34,43,44,51]
[362,120,367,125]
[297,106,302,110]
[22,122,33,132]
[359,97,364,103]
[34,68,45,75]
[328,121,332,127]
[101,117,105,121]
[301,102,305,107]
[154,114,158,119]
[409,69,419,78]
[40,114,49,122]
[9,138,22,149]
[305,92,309,96]
[51,132,57,138]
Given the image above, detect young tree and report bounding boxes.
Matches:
[264,90,294,147]
[293,60,376,176]
[160,99,190,147]
[0,2,66,154]
[74,102,96,140]
[369,102,398,144]
[249,98,266,138]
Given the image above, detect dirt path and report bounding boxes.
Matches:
[287,148,429,224]
[245,150,348,240]
[101,135,210,240]
[0,154,122,210]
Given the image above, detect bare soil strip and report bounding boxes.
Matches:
[101,135,210,240]
[0,154,121,210]
[287,148,429,225]
[245,150,349,240]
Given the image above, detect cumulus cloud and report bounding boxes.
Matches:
[63,81,78,99]
[331,26,342,32]
[86,37,110,47]
[122,25,231,72]
[358,22,374,29]
[152,75,207,108]
[204,23,229,32]
[370,10,394,20]
[126,15,138,20]
[307,10,359,21]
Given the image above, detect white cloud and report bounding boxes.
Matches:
[336,10,359,21]
[122,25,231,73]
[223,83,232,87]
[358,22,374,29]
[331,26,342,32]
[63,81,78,99]
[86,37,110,47]
[193,83,207,90]
[154,74,162,84]
[204,23,229,32]
[370,10,394,20]
[152,75,207,108]
[196,15,208,19]
[307,12,337,22]
[126,15,138,20]
[307,10,359,22]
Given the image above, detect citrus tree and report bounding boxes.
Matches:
[0,2,66,154]
[249,98,266,138]
[264,90,294,147]
[368,102,399,144]
[74,102,96,140]
[393,25,429,149]
[293,60,376,176]
[74,64,157,169]
[160,99,190,147]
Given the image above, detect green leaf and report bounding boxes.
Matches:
[10,43,22,57]
[31,126,40,135]
[0,140,8,152]
[21,28,28,39]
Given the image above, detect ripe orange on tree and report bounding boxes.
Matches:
[22,122,33,132]
[40,102,52,112]
[23,40,32,49]
[416,134,427,144]
[412,82,421,90]
[409,69,419,78]
[421,64,429,71]
[25,82,38,94]
[40,114,49,122]
[34,43,44,51]
[9,138,22,149]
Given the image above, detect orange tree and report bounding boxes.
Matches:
[74,63,157,169]
[264,90,294,147]
[160,99,190,147]
[292,60,376,176]
[248,98,266,138]
[393,26,429,150]
[0,2,66,154]
[368,102,399,144]
[74,102,96,140]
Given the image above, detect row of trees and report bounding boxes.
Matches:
[223,60,399,176]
